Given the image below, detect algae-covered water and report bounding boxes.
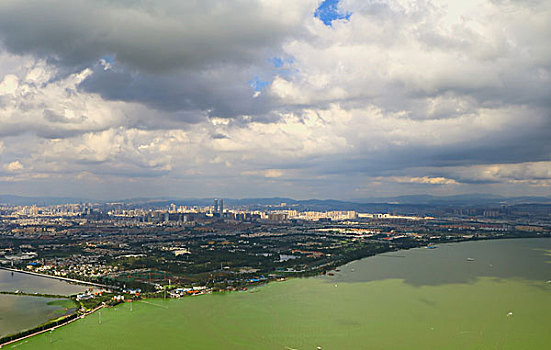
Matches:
[0,270,89,338]
[0,295,75,338]
[10,238,551,349]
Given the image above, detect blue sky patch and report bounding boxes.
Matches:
[315,0,351,26]
[248,76,271,91]
[269,56,295,69]
[248,57,295,93]
[269,57,284,69]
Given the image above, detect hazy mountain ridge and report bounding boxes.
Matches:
[1,194,550,209]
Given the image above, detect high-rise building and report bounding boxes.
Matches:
[213,199,219,213]
[219,199,224,214]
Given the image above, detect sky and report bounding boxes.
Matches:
[0,0,549,200]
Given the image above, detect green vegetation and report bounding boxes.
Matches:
[47,299,77,309]
[76,293,120,311]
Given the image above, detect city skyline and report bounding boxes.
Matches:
[0,0,550,200]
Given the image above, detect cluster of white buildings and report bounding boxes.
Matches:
[358,213,432,220]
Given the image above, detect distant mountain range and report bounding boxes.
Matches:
[1,193,550,209]
[0,194,86,206]
[361,194,551,205]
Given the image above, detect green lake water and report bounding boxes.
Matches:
[8,238,551,349]
[0,270,90,296]
[0,270,88,338]
[0,295,75,338]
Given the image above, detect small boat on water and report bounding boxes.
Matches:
[467,258,475,261]
[327,272,335,276]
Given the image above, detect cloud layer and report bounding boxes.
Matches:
[0,0,549,199]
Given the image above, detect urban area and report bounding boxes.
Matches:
[1,197,550,304]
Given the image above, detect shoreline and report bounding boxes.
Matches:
[0,267,113,291]
[0,290,70,299]
[143,235,551,298]
[2,235,549,347]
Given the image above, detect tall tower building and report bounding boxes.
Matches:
[213,199,219,213]
[219,199,224,215]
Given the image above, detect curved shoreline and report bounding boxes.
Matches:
[2,236,549,347]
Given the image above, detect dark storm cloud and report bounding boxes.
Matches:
[0,1,313,119]
[79,64,276,119]
[289,117,551,180]
[0,0,310,73]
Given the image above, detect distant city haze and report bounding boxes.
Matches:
[0,0,549,200]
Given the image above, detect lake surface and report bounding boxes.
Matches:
[0,295,75,338]
[0,269,89,338]
[335,237,551,286]
[9,238,551,349]
[0,269,90,296]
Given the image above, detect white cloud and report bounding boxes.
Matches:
[392,176,459,185]
[0,55,132,138]
[4,160,23,172]
[0,74,18,95]
[0,0,549,199]
[242,169,285,178]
